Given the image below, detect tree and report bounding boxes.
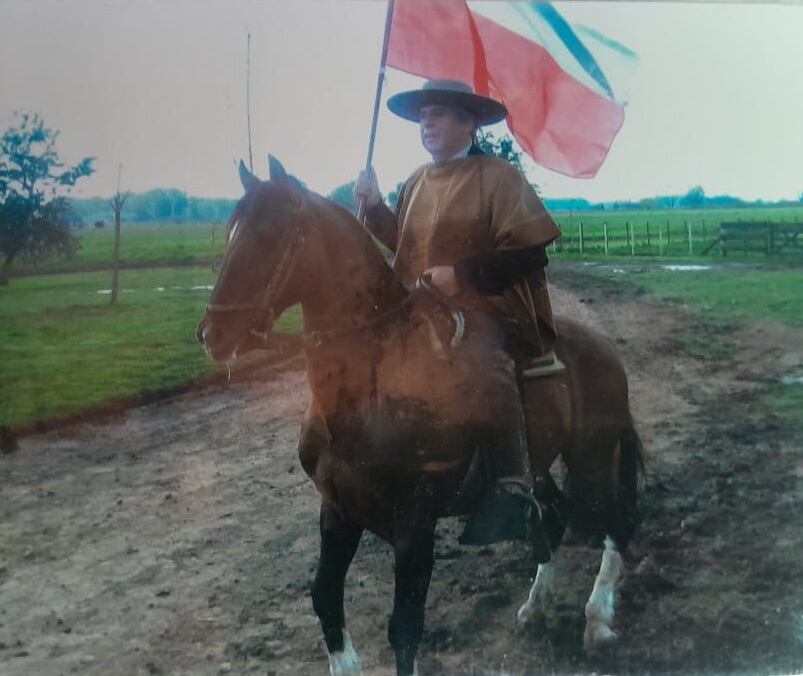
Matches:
[475,130,539,192]
[0,113,93,283]
[328,181,357,214]
[681,185,706,208]
[475,130,525,173]
[385,181,405,208]
[109,164,131,305]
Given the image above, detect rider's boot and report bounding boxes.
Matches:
[459,435,535,546]
[518,320,565,378]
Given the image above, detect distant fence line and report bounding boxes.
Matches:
[551,215,803,257]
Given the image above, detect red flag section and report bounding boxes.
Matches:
[386,1,628,178]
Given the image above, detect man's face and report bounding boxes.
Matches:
[419,105,475,162]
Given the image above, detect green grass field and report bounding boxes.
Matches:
[0,267,301,428]
[10,205,803,275]
[562,261,803,425]
[16,223,228,272]
[2,204,801,430]
[572,263,803,328]
[633,264,803,426]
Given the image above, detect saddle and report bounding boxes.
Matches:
[412,276,565,380]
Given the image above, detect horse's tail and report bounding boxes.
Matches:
[563,421,644,550]
[614,422,645,549]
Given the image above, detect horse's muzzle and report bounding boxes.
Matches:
[196,316,234,361]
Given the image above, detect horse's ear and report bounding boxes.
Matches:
[268,155,288,182]
[238,160,259,192]
[268,155,304,204]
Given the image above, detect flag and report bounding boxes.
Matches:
[386,1,638,178]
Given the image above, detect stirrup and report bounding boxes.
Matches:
[458,486,532,546]
[521,350,566,379]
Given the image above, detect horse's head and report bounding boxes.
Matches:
[196,156,309,361]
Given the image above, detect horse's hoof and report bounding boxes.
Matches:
[329,655,363,676]
[516,602,538,627]
[328,630,363,676]
[583,622,617,651]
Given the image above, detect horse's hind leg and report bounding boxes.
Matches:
[388,485,437,676]
[312,502,364,675]
[583,425,643,650]
[583,536,623,650]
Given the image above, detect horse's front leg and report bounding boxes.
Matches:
[388,483,437,676]
[517,473,567,627]
[312,501,364,675]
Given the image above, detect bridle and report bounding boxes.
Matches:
[203,198,465,351]
[203,201,409,350]
[204,206,306,334]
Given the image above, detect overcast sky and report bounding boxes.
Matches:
[1,0,802,203]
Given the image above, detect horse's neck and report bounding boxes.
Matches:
[300,202,407,334]
[299,204,408,417]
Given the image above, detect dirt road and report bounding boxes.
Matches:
[2,268,801,675]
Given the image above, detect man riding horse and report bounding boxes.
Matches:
[198,91,642,668]
[355,79,563,545]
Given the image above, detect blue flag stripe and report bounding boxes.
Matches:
[530,2,614,100]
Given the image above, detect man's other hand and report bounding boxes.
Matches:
[354,168,381,209]
[423,266,460,298]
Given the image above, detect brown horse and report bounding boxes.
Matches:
[197,157,643,676]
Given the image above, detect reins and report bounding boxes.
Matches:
[205,212,305,323]
[414,276,465,348]
[204,195,465,352]
[302,296,413,349]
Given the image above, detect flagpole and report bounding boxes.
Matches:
[358,0,396,223]
[246,31,254,172]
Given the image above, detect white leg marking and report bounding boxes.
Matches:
[583,536,623,650]
[412,659,419,676]
[517,561,555,626]
[328,630,363,676]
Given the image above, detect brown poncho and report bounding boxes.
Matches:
[366,154,561,340]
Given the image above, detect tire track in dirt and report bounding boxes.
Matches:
[1,271,800,675]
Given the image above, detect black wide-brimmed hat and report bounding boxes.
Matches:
[387,79,508,126]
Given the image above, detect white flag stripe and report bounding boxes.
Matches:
[469,1,636,103]
[572,24,639,105]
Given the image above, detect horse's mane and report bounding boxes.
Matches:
[231,178,409,311]
[239,180,392,265]
[310,191,394,262]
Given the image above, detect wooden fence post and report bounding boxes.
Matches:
[658,221,664,256]
[646,220,651,247]
[579,221,585,254]
[666,218,671,244]
[629,221,636,256]
[687,220,693,255]
[603,221,609,255]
